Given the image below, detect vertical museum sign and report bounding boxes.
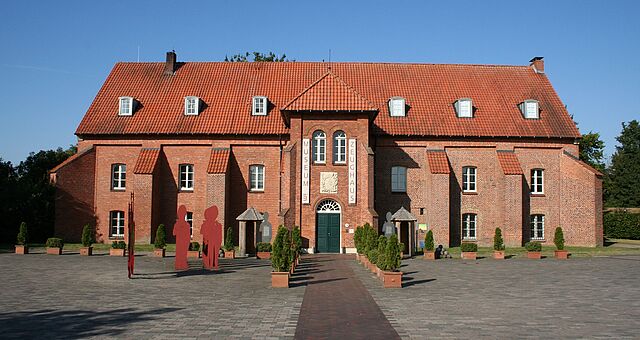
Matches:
[348,139,357,204]
[302,138,310,204]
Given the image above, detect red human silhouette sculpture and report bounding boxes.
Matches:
[173,205,190,271]
[201,205,223,270]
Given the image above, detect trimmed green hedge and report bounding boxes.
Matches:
[604,212,640,240]
[257,242,271,252]
[525,241,542,252]
[461,242,477,252]
[111,241,126,249]
[189,242,200,251]
[46,237,64,249]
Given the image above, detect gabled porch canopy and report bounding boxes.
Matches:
[391,207,417,257]
[236,207,264,257]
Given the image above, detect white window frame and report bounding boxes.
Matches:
[333,131,347,164]
[462,213,477,240]
[531,214,545,240]
[312,130,326,164]
[521,99,539,119]
[455,98,473,118]
[186,212,194,238]
[249,164,265,191]
[462,166,477,192]
[184,96,199,115]
[252,96,268,116]
[391,166,407,193]
[179,164,194,191]
[118,96,133,116]
[110,211,125,237]
[389,97,406,117]
[531,169,544,194]
[111,164,126,190]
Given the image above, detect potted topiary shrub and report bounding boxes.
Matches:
[375,235,387,278]
[110,241,126,256]
[380,234,403,288]
[461,242,478,260]
[354,225,363,262]
[424,230,435,260]
[493,228,505,260]
[525,241,542,259]
[292,226,302,266]
[15,222,28,254]
[153,224,167,257]
[46,237,64,255]
[554,227,568,259]
[188,241,201,258]
[256,242,272,259]
[80,224,94,256]
[223,227,235,259]
[271,226,291,288]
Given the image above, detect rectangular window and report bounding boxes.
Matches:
[531,169,544,194]
[119,97,133,116]
[456,99,473,118]
[462,213,477,240]
[391,166,407,192]
[531,214,545,240]
[110,211,125,237]
[333,131,347,163]
[249,165,265,191]
[462,166,477,192]
[179,164,194,190]
[389,98,406,117]
[184,96,199,115]
[111,164,126,190]
[186,212,193,238]
[521,100,539,119]
[252,96,267,116]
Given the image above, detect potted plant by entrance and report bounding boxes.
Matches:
[376,235,388,278]
[46,237,64,255]
[493,228,505,260]
[256,242,272,259]
[271,226,292,288]
[110,241,126,256]
[188,242,201,258]
[554,227,568,259]
[80,224,94,256]
[15,222,28,254]
[292,226,302,266]
[223,227,235,259]
[525,241,542,259]
[153,224,166,257]
[380,234,403,288]
[424,230,435,260]
[354,225,363,262]
[461,242,477,260]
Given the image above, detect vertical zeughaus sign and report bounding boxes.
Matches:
[302,138,310,205]
[348,139,357,204]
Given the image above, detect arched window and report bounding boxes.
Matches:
[317,199,341,213]
[333,130,346,163]
[312,130,326,163]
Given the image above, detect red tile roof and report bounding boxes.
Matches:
[207,148,230,174]
[496,151,523,175]
[49,147,94,173]
[76,61,581,138]
[133,148,160,174]
[426,150,450,174]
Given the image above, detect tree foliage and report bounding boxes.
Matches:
[81,224,94,247]
[493,228,505,251]
[579,132,605,173]
[424,230,434,251]
[271,226,292,272]
[606,120,640,207]
[154,224,167,249]
[554,227,565,250]
[224,51,289,62]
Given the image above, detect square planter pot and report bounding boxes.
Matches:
[461,251,477,260]
[424,251,435,260]
[554,250,569,259]
[376,266,382,279]
[493,250,505,260]
[187,250,200,258]
[47,247,62,255]
[382,271,403,288]
[271,271,289,288]
[80,247,93,256]
[15,245,28,254]
[224,250,235,259]
[110,248,125,256]
[369,261,377,274]
[154,248,166,257]
[257,251,271,259]
[527,251,542,259]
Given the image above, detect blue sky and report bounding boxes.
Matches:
[1,0,638,163]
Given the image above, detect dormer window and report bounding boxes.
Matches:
[184,96,200,115]
[455,98,473,118]
[389,97,406,117]
[118,96,134,116]
[520,99,539,119]
[252,96,268,116]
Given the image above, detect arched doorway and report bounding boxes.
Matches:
[316,199,341,253]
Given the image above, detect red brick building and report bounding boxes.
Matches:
[50,52,603,253]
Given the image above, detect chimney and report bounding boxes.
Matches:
[164,50,177,75]
[529,56,544,74]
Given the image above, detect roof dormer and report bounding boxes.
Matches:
[389,97,406,117]
[184,96,200,116]
[118,96,135,116]
[454,98,473,118]
[252,96,268,116]
[519,99,539,119]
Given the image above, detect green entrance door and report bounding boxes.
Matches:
[317,213,340,253]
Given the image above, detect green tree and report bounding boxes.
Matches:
[606,120,640,207]
[224,227,234,251]
[271,226,291,272]
[579,132,605,173]
[16,222,28,245]
[424,230,434,251]
[154,224,167,249]
[224,51,289,62]
[493,228,505,251]
[554,227,565,250]
[81,224,94,247]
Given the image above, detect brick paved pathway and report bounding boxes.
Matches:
[294,255,400,340]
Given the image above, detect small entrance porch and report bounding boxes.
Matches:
[391,207,417,257]
[236,207,264,257]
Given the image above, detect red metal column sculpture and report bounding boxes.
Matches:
[127,193,135,279]
[173,205,190,271]
[201,205,222,270]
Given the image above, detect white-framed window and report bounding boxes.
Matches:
[249,164,265,191]
[179,164,194,190]
[462,166,477,192]
[455,98,473,118]
[110,210,125,237]
[333,130,346,163]
[111,164,126,190]
[531,214,545,240]
[252,96,268,116]
[389,97,406,117]
[186,211,194,238]
[391,166,407,193]
[462,213,477,240]
[531,169,544,194]
[118,96,134,116]
[312,130,326,163]
[520,99,539,119]
[184,96,199,115]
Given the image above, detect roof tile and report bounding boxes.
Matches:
[426,150,451,174]
[133,148,160,174]
[207,148,230,174]
[496,151,523,175]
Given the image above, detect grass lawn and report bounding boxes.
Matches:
[0,243,176,252]
[439,244,640,258]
